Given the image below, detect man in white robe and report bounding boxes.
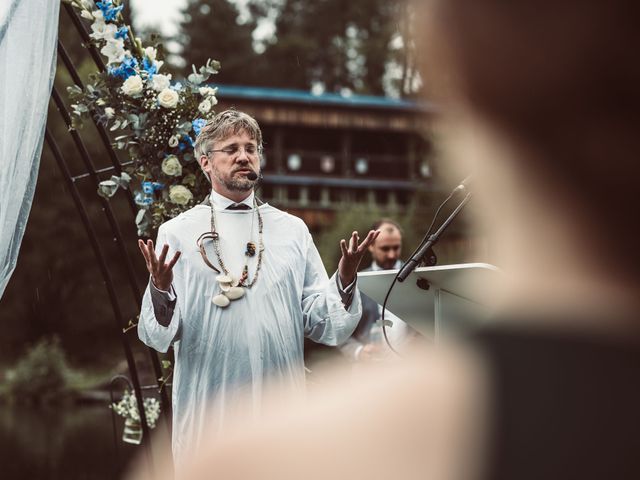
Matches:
[137,109,378,464]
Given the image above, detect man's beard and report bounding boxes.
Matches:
[212,168,255,192]
[379,259,397,270]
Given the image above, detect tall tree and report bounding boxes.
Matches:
[259,0,417,96]
[180,0,262,86]
[178,0,420,96]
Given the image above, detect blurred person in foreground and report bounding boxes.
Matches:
[339,219,420,362]
[130,1,640,479]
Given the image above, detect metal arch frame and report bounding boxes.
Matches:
[44,3,173,463]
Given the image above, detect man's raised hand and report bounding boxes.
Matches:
[138,239,181,291]
[338,229,380,287]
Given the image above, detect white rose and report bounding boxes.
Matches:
[161,156,182,177]
[169,185,193,205]
[104,107,115,118]
[92,10,103,21]
[121,75,143,96]
[157,88,179,108]
[144,46,157,61]
[198,99,212,114]
[151,73,171,92]
[168,135,179,148]
[101,39,125,64]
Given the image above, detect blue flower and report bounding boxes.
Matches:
[97,1,121,20]
[95,0,112,9]
[171,82,183,91]
[115,26,129,40]
[142,57,158,77]
[134,192,153,207]
[96,1,124,22]
[178,134,195,152]
[142,181,154,195]
[192,118,206,136]
[108,54,138,79]
[151,182,165,191]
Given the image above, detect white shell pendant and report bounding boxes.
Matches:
[212,294,230,307]
[225,286,245,300]
[216,274,233,292]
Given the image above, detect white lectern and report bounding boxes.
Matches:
[358,263,501,338]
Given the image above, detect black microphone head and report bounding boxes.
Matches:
[247,171,258,181]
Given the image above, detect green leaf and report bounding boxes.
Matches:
[182,173,196,186]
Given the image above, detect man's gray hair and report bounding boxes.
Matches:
[194,109,264,160]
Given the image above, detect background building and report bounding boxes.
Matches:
[215,85,437,230]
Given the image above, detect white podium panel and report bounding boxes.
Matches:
[357,263,500,337]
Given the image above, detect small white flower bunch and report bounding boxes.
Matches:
[67,0,223,236]
[111,389,161,429]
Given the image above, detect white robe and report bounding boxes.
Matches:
[138,202,361,463]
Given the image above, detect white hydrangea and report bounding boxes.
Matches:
[101,39,125,64]
[90,21,117,41]
[111,390,161,429]
[151,73,171,92]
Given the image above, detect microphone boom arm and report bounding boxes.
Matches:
[397,191,472,282]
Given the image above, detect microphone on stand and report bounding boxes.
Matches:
[397,174,473,282]
[247,171,258,181]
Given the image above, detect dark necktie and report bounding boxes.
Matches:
[226,203,251,210]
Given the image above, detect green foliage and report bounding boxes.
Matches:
[178,0,420,97]
[2,337,71,404]
[67,0,222,236]
[315,204,421,271]
[180,0,263,86]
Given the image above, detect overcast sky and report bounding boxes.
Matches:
[130,0,188,36]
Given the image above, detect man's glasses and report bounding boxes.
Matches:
[207,144,259,157]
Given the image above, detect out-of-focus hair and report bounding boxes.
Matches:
[371,218,403,235]
[422,0,640,282]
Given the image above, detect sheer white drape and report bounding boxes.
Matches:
[0,0,60,298]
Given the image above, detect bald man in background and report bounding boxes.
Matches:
[339,219,418,361]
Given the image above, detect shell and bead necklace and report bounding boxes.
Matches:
[208,197,264,308]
